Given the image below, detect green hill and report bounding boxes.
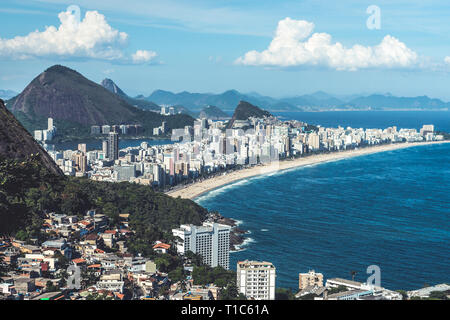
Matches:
[227,100,272,128]
[9,65,194,140]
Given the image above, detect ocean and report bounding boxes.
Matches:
[196,111,450,291]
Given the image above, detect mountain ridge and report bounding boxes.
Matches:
[227,100,272,128]
[142,89,450,112]
[0,98,62,175]
[9,65,195,140]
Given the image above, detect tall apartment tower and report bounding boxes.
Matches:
[48,118,54,131]
[237,260,276,300]
[102,140,109,159]
[74,152,87,173]
[172,222,231,269]
[78,143,87,154]
[298,270,323,290]
[108,132,119,160]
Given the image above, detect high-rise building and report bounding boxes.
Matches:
[91,126,101,135]
[78,143,87,154]
[298,270,323,290]
[102,140,109,159]
[237,260,276,300]
[102,125,111,134]
[420,124,435,136]
[73,152,87,173]
[48,118,54,131]
[307,132,320,151]
[108,132,119,160]
[172,222,231,269]
[114,164,136,181]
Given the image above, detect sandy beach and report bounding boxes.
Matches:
[166,140,450,200]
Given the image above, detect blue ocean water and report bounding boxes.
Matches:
[196,112,450,291]
[275,111,450,132]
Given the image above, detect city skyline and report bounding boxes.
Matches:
[2,1,450,100]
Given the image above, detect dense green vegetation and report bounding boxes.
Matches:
[192,265,246,300]
[327,285,348,295]
[275,288,296,300]
[0,156,208,248]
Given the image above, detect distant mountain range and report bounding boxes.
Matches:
[144,89,296,112]
[101,79,229,120]
[101,78,161,112]
[139,89,450,112]
[0,89,18,100]
[199,105,231,120]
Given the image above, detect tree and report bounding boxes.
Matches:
[328,285,348,295]
[168,266,185,283]
[428,291,449,300]
[396,290,408,300]
[46,280,59,292]
[220,282,245,300]
[275,288,295,300]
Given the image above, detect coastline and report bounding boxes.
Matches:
[167,140,450,200]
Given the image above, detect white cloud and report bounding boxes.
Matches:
[236,17,419,71]
[132,50,157,64]
[0,9,156,64]
[445,56,450,65]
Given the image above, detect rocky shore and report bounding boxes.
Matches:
[206,212,248,252]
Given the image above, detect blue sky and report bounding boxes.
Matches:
[1,0,450,99]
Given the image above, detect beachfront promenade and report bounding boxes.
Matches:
[166,140,450,200]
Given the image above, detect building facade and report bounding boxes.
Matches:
[237,260,276,300]
[107,132,119,161]
[299,270,323,289]
[172,222,230,269]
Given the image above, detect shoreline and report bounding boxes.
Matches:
[167,140,450,200]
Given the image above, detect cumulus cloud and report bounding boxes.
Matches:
[445,56,450,65]
[0,9,156,64]
[132,50,157,64]
[236,18,418,71]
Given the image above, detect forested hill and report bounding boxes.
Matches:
[0,104,207,241]
[0,155,209,248]
[8,65,194,140]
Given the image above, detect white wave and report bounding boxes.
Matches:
[196,179,251,202]
[261,229,269,232]
[231,237,255,253]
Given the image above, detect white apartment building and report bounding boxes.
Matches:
[237,260,276,300]
[172,222,231,269]
[299,270,324,289]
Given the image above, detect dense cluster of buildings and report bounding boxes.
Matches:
[42,114,444,188]
[0,210,176,300]
[34,118,56,142]
[90,124,143,136]
[1,211,447,300]
[14,115,446,301]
